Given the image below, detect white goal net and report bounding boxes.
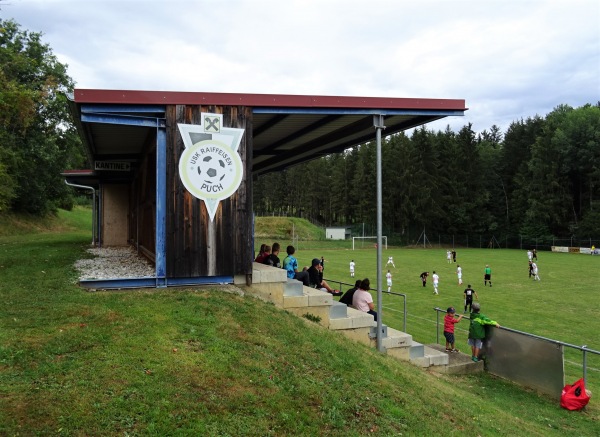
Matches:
[352,236,387,250]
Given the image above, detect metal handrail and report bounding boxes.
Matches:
[433,306,600,385]
[324,277,407,332]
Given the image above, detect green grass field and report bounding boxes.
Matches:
[265,240,600,396]
[1,211,598,435]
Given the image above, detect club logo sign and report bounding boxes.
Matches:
[177,113,244,221]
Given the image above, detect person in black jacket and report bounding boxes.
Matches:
[420,271,429,287]
[307,258,341,296]
[340,280,362,306]
[263,242,281,268]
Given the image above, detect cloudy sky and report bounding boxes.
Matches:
[3,0,599,133]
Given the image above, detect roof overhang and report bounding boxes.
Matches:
[67,89,467,179]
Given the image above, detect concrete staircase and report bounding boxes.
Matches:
[248,262,459,370]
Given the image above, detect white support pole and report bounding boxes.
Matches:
[374,114,385,353]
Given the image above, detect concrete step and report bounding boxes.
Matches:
[252,262,287,284]
[249,263,289,306]
[410,341,424,359]
[330,307,378,345]
[284,286,333,309]
[370,323,388,340]
[329,307,376,330]
[425,344,485,374]
[410,344,450,368]
[383,331,416,360]
[329,301,349,319]
[284,278,304,296]
[284,287,336,327]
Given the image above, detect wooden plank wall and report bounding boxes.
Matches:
[129,131,157,260]
[165,105,253,278]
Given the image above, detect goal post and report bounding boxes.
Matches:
[352,236,387,250]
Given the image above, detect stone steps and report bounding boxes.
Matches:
[425,344,485,374]
[247,262,469,371]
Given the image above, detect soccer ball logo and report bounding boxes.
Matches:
[197,155,226,184]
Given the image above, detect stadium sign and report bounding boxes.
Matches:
[177,113,245,221]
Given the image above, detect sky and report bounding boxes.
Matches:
[2,0,599,134]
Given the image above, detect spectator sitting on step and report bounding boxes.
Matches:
[255,244,270,263]
[282,245,310,287]
[352,278,377,321]
[256,243,266,260]
[307,258,342,296]
[264,242,281,268]
[339,279,362,306]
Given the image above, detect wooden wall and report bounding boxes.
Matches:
[165,105,253,278]
[129,132,157,260]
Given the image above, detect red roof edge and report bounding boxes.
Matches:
[74,89,467,111]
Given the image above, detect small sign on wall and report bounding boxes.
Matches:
[95,161,131,171]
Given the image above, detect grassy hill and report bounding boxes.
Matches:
[254,216,325,240]
[0,209,597,435]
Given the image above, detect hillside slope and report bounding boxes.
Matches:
[0,210,597,435]
[254,216,325,240]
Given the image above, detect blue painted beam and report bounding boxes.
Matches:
[155,126,167,287]
[165,276,234,286]
[79,276,235,290]
[81,104,165,114]
[81,113,162,127]
[79,277,159,289]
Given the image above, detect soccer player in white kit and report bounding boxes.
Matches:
[386,256,395,268]
[432,271,439,294]
[532,262,540,281]
[386,270,392,292]
[456,265,463,285]
[446,250,452,263]
[349,260,355,277]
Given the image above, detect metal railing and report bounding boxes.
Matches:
[433,307,600,386]
[325,277,407,332]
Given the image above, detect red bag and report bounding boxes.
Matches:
[560,378,590,411]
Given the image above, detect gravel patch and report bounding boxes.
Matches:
[74,246,155,280]
[73,247,246,296]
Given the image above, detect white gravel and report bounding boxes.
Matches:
[74,246,155,280]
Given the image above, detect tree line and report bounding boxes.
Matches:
[2,16,599,246]
[0,18,85,215]
[254,103,600,242]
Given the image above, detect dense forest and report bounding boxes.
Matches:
[2,18,599,246]
[254,103,600,245]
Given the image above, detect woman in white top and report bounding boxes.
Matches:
[352,278,377,321]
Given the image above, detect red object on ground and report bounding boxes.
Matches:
[560,379,590,411]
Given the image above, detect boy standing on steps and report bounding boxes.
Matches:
[468,302,500,362]
[444,307,463,352]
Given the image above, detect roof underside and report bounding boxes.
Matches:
[66,89,467,182]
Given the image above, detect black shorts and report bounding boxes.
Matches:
[443,331,455,344]
[484,274,491,280]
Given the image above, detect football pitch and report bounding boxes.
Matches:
[283,243,600,395]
